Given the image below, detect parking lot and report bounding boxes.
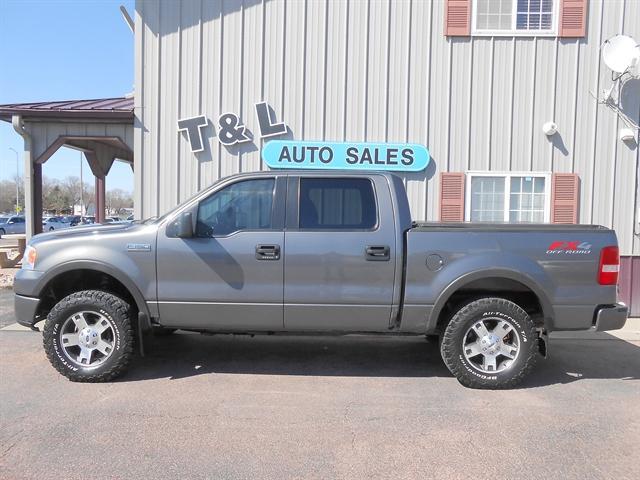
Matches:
[0,301,638,480]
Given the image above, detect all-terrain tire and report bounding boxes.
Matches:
[43,290,135,382]
[440,297,538,389]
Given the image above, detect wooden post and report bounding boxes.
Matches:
[33,163,43,234]
[95,175,106,223]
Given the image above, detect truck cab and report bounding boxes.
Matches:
[157,171,407,333]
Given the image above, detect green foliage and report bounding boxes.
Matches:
[0,176,132,215]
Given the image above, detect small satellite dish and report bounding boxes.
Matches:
[602,35,640,75]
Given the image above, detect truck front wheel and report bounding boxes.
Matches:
[43,290,135,382]
[440,297,538,389]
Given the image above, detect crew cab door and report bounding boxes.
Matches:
[156,176,286,330]
[283,175,397,331]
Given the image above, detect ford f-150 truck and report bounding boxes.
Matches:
[14,171,628,388]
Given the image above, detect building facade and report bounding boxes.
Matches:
[133,0,638,306]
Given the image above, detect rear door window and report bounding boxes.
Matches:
[298,178,377,230]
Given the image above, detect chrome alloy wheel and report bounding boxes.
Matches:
[462,318,521,374]
[59,311,116,368]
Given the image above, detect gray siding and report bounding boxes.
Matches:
[135,0,639,255]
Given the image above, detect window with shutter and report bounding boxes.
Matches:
[558,0,587,37]
[445,0,471,36]
[451,0,587,37]
[440,173,466,222]
[464,172,551,223]
[551,173,579,224]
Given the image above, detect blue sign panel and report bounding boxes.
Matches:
[262,140,430,172]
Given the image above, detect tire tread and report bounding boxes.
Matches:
[440,297,538,389]
[43,290,134,382]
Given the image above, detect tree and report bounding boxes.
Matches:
[106,188,133,214]
[0,176,24,214]
[46,185,72,213]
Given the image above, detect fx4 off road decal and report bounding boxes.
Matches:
[546,241,592,255]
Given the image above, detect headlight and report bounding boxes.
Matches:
[22,245,37,270]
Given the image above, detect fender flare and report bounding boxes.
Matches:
[35,260,151,319]
[427,268,554,331]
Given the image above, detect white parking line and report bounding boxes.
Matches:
[1,323,35,332]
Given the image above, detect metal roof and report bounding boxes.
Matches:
[0,97,134,121]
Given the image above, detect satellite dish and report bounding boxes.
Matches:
[602,35,640,76]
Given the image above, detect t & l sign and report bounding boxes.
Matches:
[178,101,430,173]
[177,101,287,152]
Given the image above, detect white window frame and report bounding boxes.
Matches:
[471,0,559,37]
[465,171,552,223]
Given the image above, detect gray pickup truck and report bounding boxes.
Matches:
[14,171,628,388]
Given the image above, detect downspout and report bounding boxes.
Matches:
[11,114,34,239]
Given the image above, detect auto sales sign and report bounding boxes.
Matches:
[262,140,430,172]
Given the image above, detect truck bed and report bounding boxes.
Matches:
[402,221,618,333]
[411,222,609,232]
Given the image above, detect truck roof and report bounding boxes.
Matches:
[226,169,402,180]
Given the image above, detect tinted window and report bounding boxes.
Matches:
[299,178,377,230]
[197,178,275,236]
[13,217,25,223]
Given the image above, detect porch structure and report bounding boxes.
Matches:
[0,97,135,238]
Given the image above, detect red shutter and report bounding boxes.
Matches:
[551,173,580,224]
[445,0,471,36]
[559,0,588,37]
[440,173,466,222]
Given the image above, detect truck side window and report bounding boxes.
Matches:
[196,178,275,236]
[299,178,377,230]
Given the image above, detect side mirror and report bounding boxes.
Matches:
[174,211,194,238]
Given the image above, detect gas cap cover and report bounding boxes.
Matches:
[426,253,444,271]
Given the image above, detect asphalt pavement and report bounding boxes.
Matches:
[1,298,639,479]
[0,290,14,329]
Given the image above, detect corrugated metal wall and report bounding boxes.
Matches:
[620,256,640,316]
[134,0,639,255]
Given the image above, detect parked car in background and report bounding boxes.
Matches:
[65,216,95,227]
[62,216,81,226]
[103,216,125,224]
[0,215,25,237]
[42,216,71,232]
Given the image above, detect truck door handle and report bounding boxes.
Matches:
[365,245,390,261]
[255,244,281,260]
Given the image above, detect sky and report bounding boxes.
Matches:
[0,0,135,193]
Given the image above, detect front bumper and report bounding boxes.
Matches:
[14,294,41,330]
[594,303,628,332]
[13,269,45,297]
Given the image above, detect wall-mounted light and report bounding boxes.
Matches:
[619,128,636,142]
[542,122,558,136]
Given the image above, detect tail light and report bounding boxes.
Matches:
[598,246,619,285]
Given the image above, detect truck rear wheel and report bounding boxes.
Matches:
[440,297,538,389]
[43,290,135,382]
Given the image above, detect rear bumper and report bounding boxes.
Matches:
[14,294,41,330]
[593,303,628,332]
